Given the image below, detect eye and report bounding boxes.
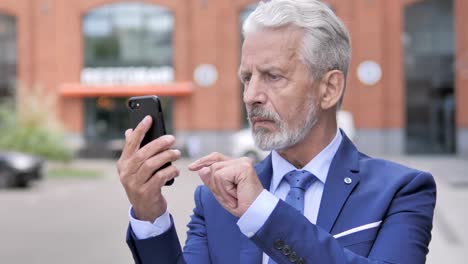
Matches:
[266,73,282,82]
[241,73,252,84]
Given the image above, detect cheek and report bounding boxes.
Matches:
[272,100,297,126]
[266,79,316,124]
[285,96,315,126]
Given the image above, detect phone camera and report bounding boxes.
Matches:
[129,101,140,109]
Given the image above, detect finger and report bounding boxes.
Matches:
[125,129,132,138]
[198,167,212,187]
[136,149,181,184]
[225,179,238,201]
[197,159,228,188]
[188,152,229,171]
[117,128,133,170]
[119,129,133,161]
[121,116,152,159]
[212,167,237,208]
[143,165,180,191]
[197,162,236,209]
[198,166,225,207]
[126,135,176,180]
[212,158,253,204]
[136,135,175,162]
[213,163,239,199]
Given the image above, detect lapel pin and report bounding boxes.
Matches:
[344,177,352,184]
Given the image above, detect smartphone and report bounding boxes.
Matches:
[127,95,174,186]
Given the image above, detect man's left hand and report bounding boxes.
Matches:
[188,153,264,217]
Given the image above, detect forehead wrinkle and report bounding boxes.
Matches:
[253,46,300,73]
[265,32,303,73]
[240,26,304,75]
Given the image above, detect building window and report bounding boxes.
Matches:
[82,2,174,145]
[0,14,16,104]
[83,2,173,68]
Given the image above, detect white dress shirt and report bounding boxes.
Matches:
[237,130,342,264]
[129,130,343,264]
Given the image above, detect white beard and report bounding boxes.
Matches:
[247,96,318,151]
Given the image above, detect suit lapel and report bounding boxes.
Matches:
[256,154,273,190]
[237,134,361,261]
[239,155,273,264]
[317,132,361,233]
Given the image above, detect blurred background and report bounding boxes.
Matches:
[0,0,467,263]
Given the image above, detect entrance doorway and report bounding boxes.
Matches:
[404,0,455,154]
[81,2,174,156]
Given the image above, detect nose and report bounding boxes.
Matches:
[243,76,266,106]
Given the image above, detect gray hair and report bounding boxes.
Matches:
[242,0,351,107]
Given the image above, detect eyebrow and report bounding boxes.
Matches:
[258,66,284,74]
[238,65,285,79]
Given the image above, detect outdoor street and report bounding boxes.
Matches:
[0,156,466,263]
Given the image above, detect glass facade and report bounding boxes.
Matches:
[404,0,455,154]
[0,14,16,104]
[82,2,174,145]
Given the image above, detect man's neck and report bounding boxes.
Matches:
[277,118,337,169]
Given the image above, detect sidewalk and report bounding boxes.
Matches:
[0,155,465,263]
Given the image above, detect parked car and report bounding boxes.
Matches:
[231,128,265,162]
[0,151,45,188]
[231,110,356,162]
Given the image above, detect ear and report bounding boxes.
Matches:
[318,70,345,110]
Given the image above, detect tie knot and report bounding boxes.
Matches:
[284,170,316,190]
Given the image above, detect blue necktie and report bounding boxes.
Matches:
[284,170,317,214]
[268,170,316,264]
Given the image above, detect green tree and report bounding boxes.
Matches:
[0,85,73,162]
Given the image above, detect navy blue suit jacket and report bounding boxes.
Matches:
[126,133,436,263]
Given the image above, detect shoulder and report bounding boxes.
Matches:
[357,152,436,191]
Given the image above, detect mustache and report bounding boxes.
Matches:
[247,106,281,122]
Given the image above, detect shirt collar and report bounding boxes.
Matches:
[270,129,343,193]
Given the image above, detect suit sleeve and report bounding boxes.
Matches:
[182,185,211,262]
[126,186,211,264]
[251,172,436,264]
[126,215,184,264]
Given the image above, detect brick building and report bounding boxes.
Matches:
[0,0,467,156]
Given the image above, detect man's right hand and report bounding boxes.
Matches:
[117,116,181,222]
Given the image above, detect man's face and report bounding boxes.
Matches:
[239,27,319,151]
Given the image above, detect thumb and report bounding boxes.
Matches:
[198,167,211,186]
